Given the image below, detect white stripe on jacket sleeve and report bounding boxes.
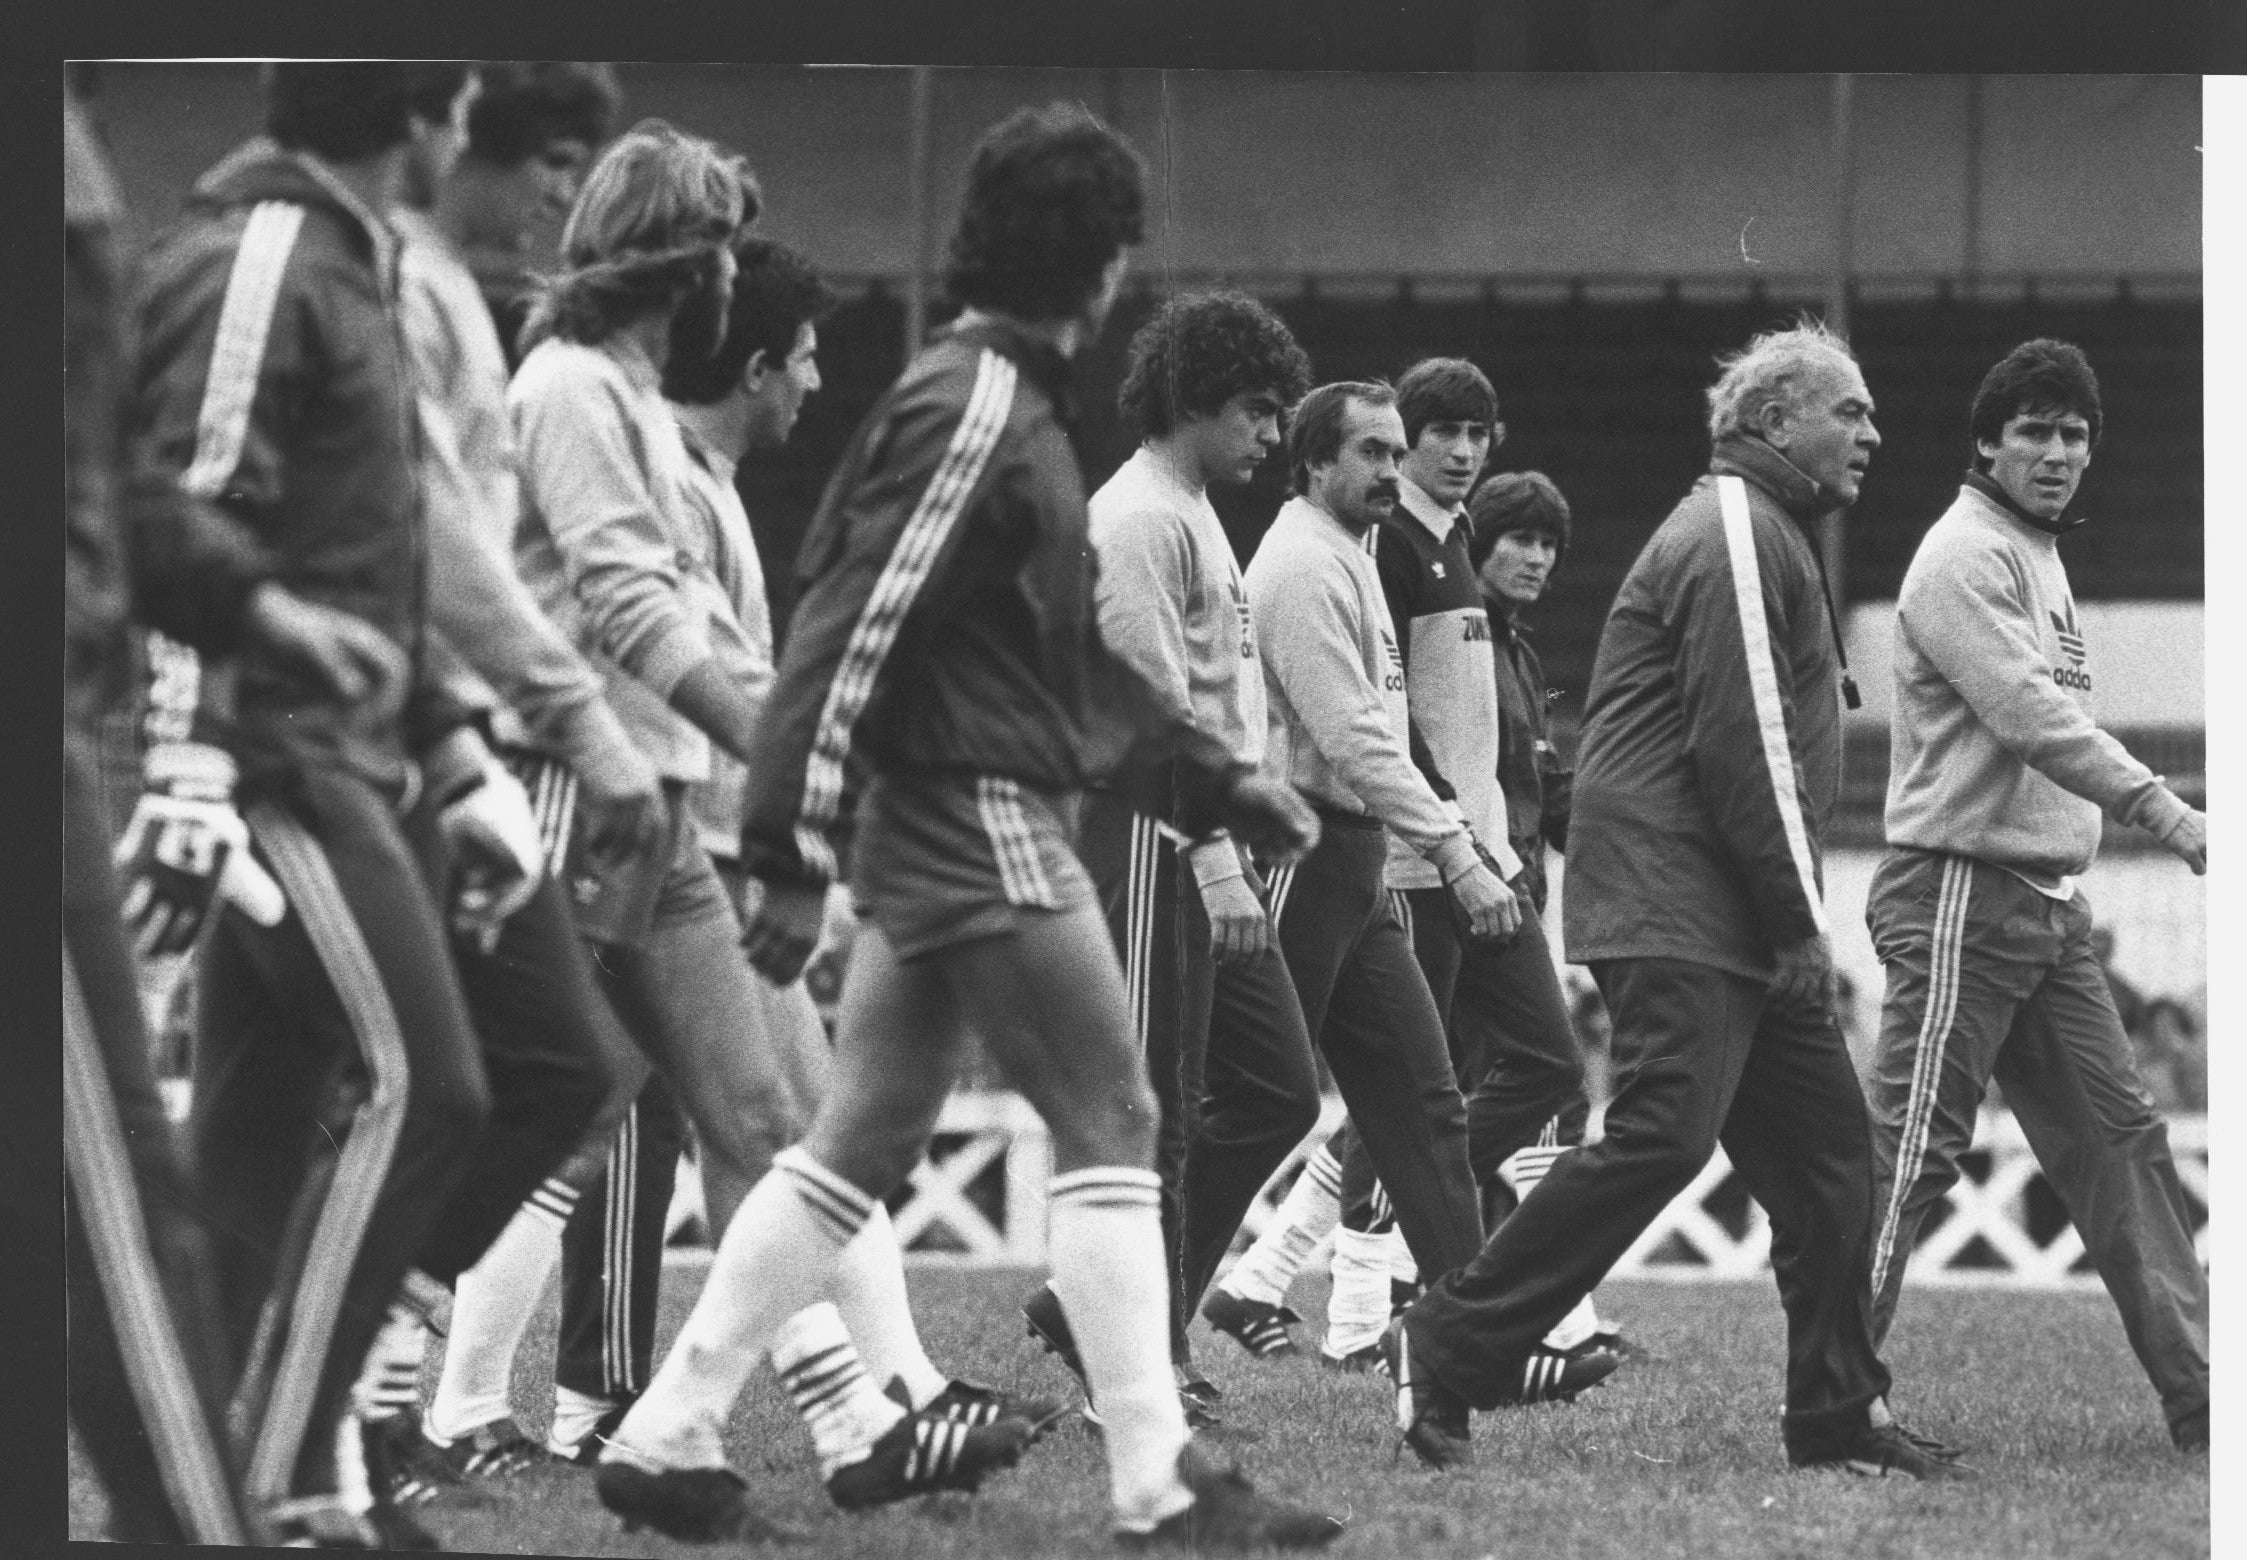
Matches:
[181,201,306,501]
[1715,475,1829,937]
[791,350,1017,879]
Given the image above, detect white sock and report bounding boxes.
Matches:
[1500,1138,1615,1351]
[1322,1226,1396,1359]
[833,1203,949,1409]
[604,1147,869,1472]
[772,1302,908,1478]
[1380,1222,1418,1288]
[1221,1142,1342,1308]
[352,1298,430,1424]
[549,1384,616,1450]
[427,1180,574,1441]
[1047,1167,1192,1534]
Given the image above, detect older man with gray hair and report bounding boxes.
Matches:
[1391,320,1970,1481]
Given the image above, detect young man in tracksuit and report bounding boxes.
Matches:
[595,104,1342,1551]
[1458,471,1620,1357]
[1394,322,1966,1481]
[1862,338,2209,1452]
[1020,292,1322,1413]
[1235,381,1512,1368]
[130,64,555,1544]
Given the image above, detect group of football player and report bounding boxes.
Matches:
[64,56,2206,1553]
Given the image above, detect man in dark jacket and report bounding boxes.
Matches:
[591,103,1340,1552]
[129,63,549,1545]
[66,82,416,1545]
[1393,322,1968,1482]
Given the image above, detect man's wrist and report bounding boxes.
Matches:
[1428,828,1481,885]
[1187,834,1247,893]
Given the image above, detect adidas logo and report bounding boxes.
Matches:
[2049,605,2087,666]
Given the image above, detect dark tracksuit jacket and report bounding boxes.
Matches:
[1456,596,1592,1187]
[1411,436,1892,1448]
[131,139,531,1500]
[739,315,1248,898]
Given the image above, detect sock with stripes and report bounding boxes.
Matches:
[1322,1225,1398,1360]
[832,1203,950,1410]
[352,1298,430,1425]
[1499,1137,1611,1351]
[426,1180,576,1442]
[604,1147,870,1472]
[1047,1167,1193,1533]
[1219,1142,1342,1309]
[1380,1218,1418,1287]
[771,1302,908,1478]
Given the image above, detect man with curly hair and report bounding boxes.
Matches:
[595,104,1343,1550]
[1018,293,1324,1411]
[1862,338,2208,1452]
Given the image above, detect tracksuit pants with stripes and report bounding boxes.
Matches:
[195,762,617,1497]
[1332,892,1588,1237]
[555,1071,686,1402]
[64,730,242,1542]
[1409,955,1892,1450]
[1080,790,1324,1361]
[1262,810,1482,1285]
[1863,847,2208,1432]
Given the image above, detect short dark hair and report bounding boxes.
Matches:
[466,62,625,170]
[942,102,1145,321]
[664,236,839,406]
[1968,338,2103,471]
[1288,381,1396,496]
[402,63,473,128]
[264,62,416,162]
[1467,470,1572,570]
[1116,292,1312,442]
[1395,357,1498,449]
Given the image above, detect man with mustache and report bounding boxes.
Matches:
[1236,380,1508,1391]
[1861,337,2209,1453]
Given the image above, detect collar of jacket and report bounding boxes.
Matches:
[1708,434,1835,526]
[1397,476,1463,544]
[944,314,1078,433]
[1482,588,1533,642]
[1962,469,2086,536]
[189,136,398,277]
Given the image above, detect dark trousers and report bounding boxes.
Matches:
[1081,792,1324,1359]
[195,763,489,1496]
[1459,899,1589,1184]
[1410,956,1891,1447]
[64,734,240,1541]
[1863,850,2207,1428]
[1338,893,1588,1233]
[1263,815,1481,1283]
[555,1070,687,1400]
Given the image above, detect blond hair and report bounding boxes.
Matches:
[1705,316,1859,444]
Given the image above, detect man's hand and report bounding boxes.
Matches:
[1220,774,1320,866]
[441,766,544,953]
[1443,855,1521,944]
[1769,931,1838,1010]
[564,716,669,874]
[113,742,285,957]
[741,878,828,985]
[1200,872,1274,966]
[245,583,409,726]
[2156,806,2207,876]
[811,883,860,967]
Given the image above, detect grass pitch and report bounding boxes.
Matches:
[72,1265,2207,1557]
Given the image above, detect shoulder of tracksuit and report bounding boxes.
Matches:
[738,325,1048,887]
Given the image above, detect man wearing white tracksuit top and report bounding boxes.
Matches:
[1863,337,2209,1453]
